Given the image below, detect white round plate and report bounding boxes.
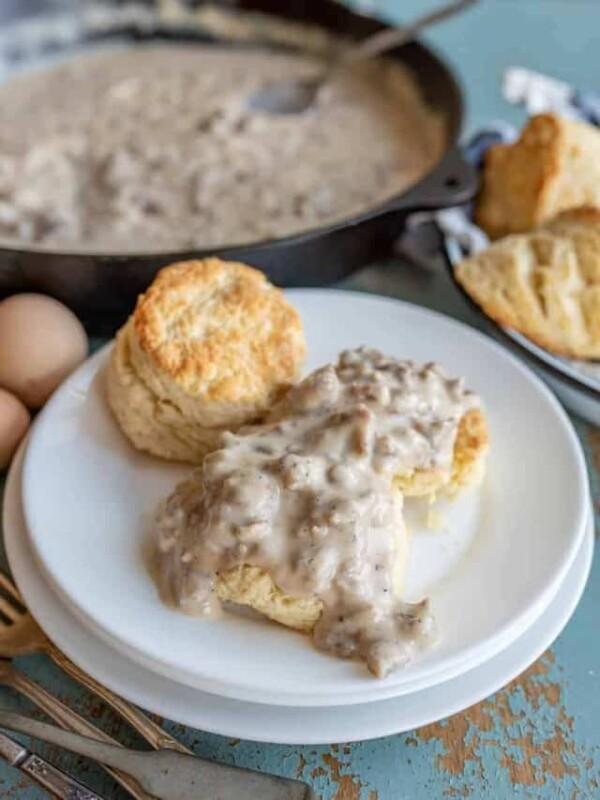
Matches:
[21,291,589,706]
[5,444,594,744]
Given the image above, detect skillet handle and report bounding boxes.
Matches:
[383,146,478,214]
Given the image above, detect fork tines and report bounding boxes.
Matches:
[0,573,26,624]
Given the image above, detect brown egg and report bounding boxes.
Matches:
[0,388,30,469]
[0,294,88,408]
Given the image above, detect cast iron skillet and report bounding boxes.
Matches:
[0,0,477,332]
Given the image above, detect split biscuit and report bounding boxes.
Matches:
[456,207,600,359]
[216,407,488,633]
[475,114,600,239]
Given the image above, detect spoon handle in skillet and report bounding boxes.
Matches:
[344,0,479,64]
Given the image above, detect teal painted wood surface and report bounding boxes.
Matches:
[0,1,599,797]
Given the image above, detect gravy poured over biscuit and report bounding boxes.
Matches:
[154,348,480,677]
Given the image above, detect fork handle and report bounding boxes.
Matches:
[46,643,191,754]
[18,751,105,800]
[4,664,153,800]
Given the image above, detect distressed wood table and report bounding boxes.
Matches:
[0,1,599,797]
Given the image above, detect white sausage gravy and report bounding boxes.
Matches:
[153,348,480,677]
[0,46,444,252]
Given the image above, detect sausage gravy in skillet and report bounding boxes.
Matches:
[0,45,444,252]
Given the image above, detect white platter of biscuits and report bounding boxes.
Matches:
[4,258,592,739]
[452,112,600,425]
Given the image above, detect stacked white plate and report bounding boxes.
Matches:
[3,291,594,744]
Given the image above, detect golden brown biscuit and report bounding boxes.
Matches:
[107,319,227,461]
[456,207,600,359]
[395,408,489,499]
[107,258,306,462]
[475,114,600,239]
[216,565,323,633]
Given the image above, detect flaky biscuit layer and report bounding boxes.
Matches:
[106,258,306,462]
[457,207,600,359]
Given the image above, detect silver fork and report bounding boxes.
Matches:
[0,570,191,798]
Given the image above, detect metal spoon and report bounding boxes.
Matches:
[248,0,479,114]
[0,710,316,800]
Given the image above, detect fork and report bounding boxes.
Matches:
[0,570,191,797]
[0,659,153,799]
